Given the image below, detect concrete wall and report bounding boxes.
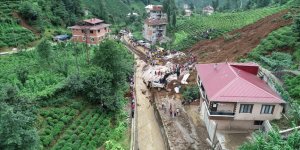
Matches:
[143,24,152,41]
[143,24,167,44]
[215,120,261,130]
[202,102,217,142]
[234,103,283,120]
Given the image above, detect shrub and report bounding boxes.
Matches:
[182,85,200,102]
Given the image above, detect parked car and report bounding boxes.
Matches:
[53,35,70,42]
[137,40,146,46]
[119,30,128,35]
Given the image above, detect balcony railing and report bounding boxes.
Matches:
[210,111,235,116]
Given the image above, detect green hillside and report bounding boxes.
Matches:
[0,0,36,49]
[170,6,286,50]
[0,40,134,149]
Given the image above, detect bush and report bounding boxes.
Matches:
[105,140,125,150]
[182,85,200,102]
[19,2,40,21]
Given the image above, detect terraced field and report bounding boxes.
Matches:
[38,99,128,150]
[0,0,36,49]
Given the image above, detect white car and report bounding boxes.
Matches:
[137,40,146,46]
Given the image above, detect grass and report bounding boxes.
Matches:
[171,6,286,50]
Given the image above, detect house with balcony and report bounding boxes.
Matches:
[196,62,285,131]
[68,18,111,45]
[143,5,168,44]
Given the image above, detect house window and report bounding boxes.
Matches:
[98,29,100,32]
[90,30,93,34]
[81,30,84,33]
[90,37,94,42]
[261,105,275,114]
[254,120,264,125]
[239,104,253,113]
[82,37,86,41]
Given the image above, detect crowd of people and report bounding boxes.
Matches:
[161,101,180,118]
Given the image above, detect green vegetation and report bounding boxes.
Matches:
[0,1,36,49]
[171,6,285,50]
[163,0,177,27]
[0,40,133,149]
[0,23,35,48]
[239,128,300,150]
[182,85,200,102]
[246,24,300,104]
[240,9,300,149]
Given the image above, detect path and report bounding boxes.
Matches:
[135,58,165,150]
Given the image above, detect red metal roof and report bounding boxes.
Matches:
[196,62,285,104]
[83,18,104,24]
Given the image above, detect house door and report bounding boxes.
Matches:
[211,103,218,112]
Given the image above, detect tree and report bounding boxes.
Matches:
[0,85,39,150]
[19,1,40,21]
[189,2,195,11]
[257,0,271,8]
[82,67,117,111]
[36,39,52,65]
[92,0,108,22]
[293,15,300,39]
[182,85,200,102]
[93,40,133,89]
[163,0,177,27]
[16,67,29,85]
[172,13,176,27]
[212,0,219,11]
[66,74,84,96]
[0,103,39,150]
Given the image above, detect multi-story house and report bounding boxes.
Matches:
[143,5,168,44]
[69,18,111,45]
[196,62,285,130]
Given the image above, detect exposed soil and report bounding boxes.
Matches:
[12,12,40,35]
[187,10,293,63]
[154,92,211,150]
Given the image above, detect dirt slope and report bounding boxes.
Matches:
[12,12,39,35]
[187,10,293,63]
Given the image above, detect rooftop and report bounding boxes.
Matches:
[145,5,163,11]
[83,18,104,24]
[69,24,110,30]
[196,62,285,104]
